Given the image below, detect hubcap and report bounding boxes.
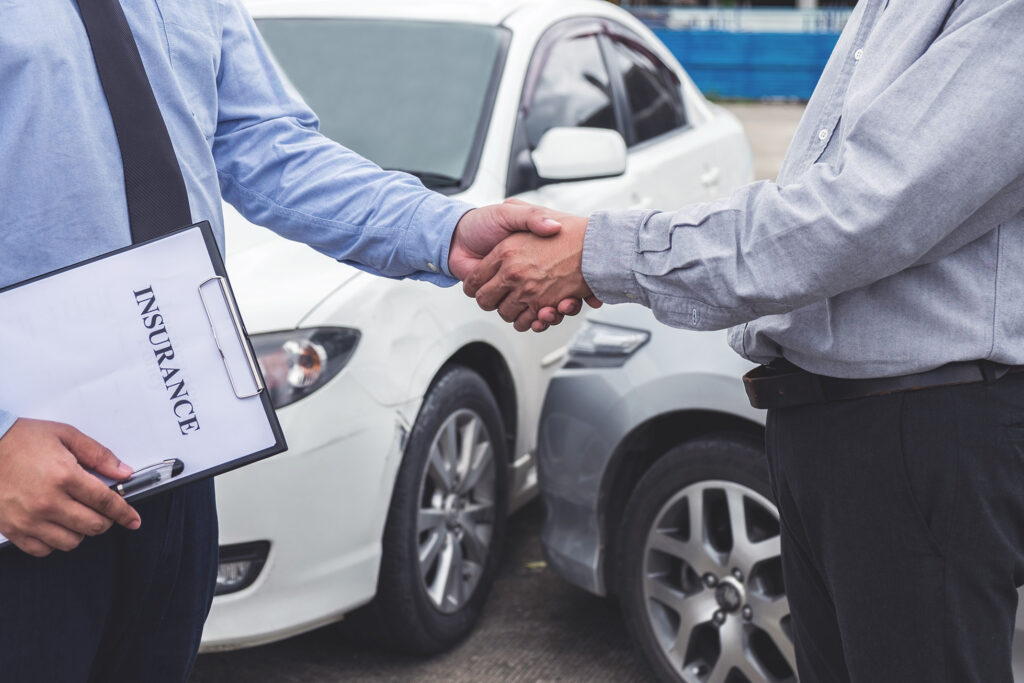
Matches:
[416,409,496,614]
[641,480,796,682]
[715,577,745,614]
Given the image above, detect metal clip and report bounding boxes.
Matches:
[198,276,264,399]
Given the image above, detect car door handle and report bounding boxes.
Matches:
[701,166,721,187]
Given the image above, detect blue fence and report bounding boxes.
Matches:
[652,29,840,100]
[633,9,851,100]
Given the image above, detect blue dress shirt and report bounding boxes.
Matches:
[0,0,471,436]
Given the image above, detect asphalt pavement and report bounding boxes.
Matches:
[189,102,805,683]
[192,501,652,683]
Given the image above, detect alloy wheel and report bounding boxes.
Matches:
[642,480,795,682]
[416,408,497,614]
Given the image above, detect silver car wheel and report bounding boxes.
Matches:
[417,408,497,615]
[642,480,794,683]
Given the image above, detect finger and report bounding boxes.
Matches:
[31,521,85,553]
[556,299,582,316]
[475,274,514,312]
[514,308,539,333]
[48,499,114,537]
[585,295,603,309]
[531,320,550,333]
[463,249,505,298]
[9,534,54,558]
[537,307,566,326]
[66,473,141,530]
[538,307,558,323]
[57,425,132,481]
[497,297,528,324]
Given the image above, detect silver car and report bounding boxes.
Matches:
[539,302,791,682]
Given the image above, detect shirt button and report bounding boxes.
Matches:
[818,128,829,142]
[427,262,438,272]
[854,48,864,61]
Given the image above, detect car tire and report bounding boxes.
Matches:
[617,433,797,683]
[353,364,509,655]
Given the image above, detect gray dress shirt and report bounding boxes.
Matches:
[582,0,1024,379]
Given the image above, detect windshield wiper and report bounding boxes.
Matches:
[385,168,462,189]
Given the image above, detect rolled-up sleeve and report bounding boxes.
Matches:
[584,0,1024,330]
[212,0,472,285]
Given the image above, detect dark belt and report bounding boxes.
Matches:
[743,360,1024,409]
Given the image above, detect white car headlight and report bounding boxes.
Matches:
[250,327,360,408]
[566,321,650,369]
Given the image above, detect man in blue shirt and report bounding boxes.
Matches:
[0,1,574,680]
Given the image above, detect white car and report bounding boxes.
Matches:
[201,0,754,653]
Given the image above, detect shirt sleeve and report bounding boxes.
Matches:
[211,0,472,285]
[0,410,17,441]
[583,0,1024,331]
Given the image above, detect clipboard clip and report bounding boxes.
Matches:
[198,276,265,399]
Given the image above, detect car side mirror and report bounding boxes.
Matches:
[530,127,627,183]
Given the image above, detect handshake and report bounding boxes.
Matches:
[449,199,603,332]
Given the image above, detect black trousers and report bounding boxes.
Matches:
[766,372,1024,682]
[0,480,218,683]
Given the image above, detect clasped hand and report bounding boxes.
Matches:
[451,199,598,332]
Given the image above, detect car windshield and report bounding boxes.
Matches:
[255,18,507,191]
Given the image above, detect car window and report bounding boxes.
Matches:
[255,19,507,191]
[523,34,618,147]
[607,37,686,144]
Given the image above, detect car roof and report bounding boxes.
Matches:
[242,0,612,26]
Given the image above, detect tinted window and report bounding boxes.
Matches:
[608,38,686,143]
[524,35,617,147]
[256,19,506,189]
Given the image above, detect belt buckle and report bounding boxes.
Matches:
[743,363,824,409]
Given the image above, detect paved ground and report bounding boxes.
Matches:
[192,502,651,683]
[190,102,806,683]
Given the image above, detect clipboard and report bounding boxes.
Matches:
[0,221,286,544]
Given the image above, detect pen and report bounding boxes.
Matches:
[111,458,185,497]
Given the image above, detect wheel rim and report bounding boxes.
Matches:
[416,408,497,614]
[641,480,796,683]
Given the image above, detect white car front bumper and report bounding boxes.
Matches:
[200,373,420,651]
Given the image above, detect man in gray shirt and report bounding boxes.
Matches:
[465,0,1024,680]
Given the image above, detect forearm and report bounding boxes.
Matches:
[215,122,472,283]
[213,0,472,284]
[585,1,1024,331]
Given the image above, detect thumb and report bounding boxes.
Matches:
[525,213,562,238]
[500,201,562,238]
[59,425,133,480]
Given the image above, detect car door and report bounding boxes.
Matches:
[601,26,730,209]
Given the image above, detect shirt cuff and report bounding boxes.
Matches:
[403,193,475,286]
[0,410,17,442]
[582,210,652,305]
